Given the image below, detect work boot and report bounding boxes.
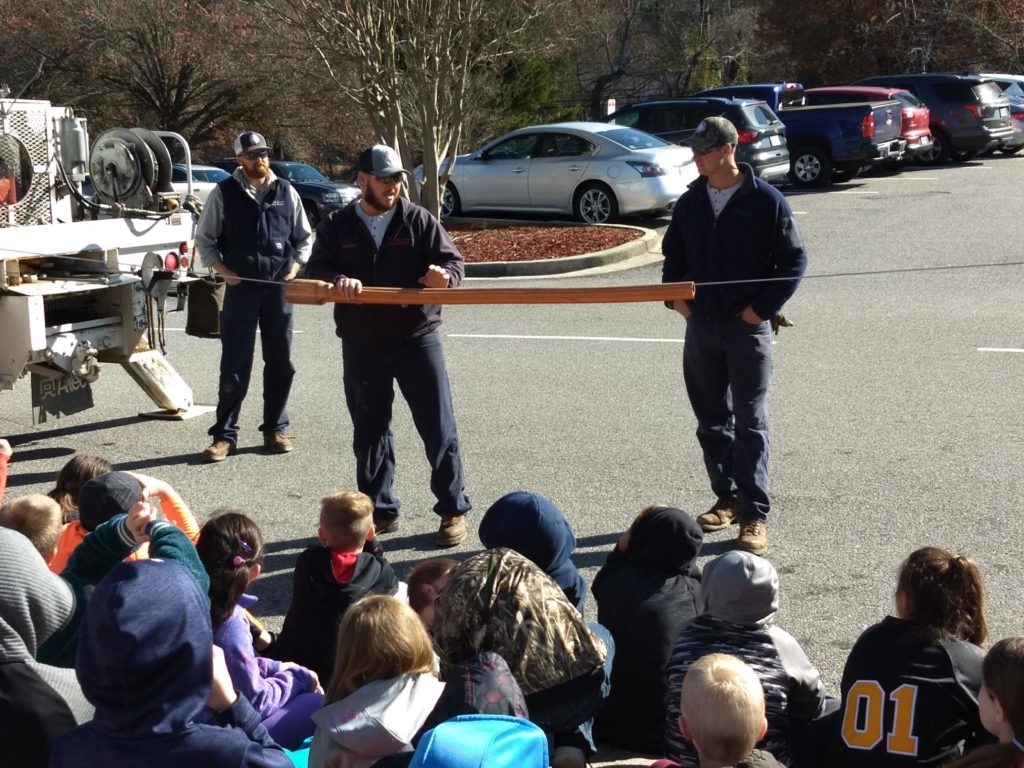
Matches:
[696,497,739,532]
[736,519,768,554]
[264,432,293,454]
[374,517,400,535]
[552,746,586,768]
[202,439,235,463]
[436,515,467,548]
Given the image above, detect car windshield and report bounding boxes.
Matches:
[741,104,780,127]
[892,92,924,108]
[593,127,668,150]
[974,81,1008,102]
[194,168,230,183]
[273,163,329,183]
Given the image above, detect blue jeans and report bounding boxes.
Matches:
[209,282,295,443]
[525,621,615,755]
[683,315,772,522]
[342,331,471,520]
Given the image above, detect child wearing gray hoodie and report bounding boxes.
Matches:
[663,551,828,767]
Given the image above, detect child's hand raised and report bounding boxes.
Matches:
[126,500,156,544]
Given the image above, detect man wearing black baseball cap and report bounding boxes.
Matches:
[305,144,471,547]
[195,131,312,462]
[662,117,807,554]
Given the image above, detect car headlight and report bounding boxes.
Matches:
[625,160,667,177]
[322,191,342,203]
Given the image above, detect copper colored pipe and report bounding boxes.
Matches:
[284,279,696,306]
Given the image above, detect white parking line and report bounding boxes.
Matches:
[449,333,682,343]
[978,347,1024,353]
[164,328,305,334]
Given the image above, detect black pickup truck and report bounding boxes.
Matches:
[696,83,905,186]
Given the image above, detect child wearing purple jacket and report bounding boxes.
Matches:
[196,511,324,749]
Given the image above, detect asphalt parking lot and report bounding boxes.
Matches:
[2,155,1022,758]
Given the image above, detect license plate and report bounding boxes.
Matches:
[769,135,782,146]
[919,136,931,145]
[999,107,1009,117]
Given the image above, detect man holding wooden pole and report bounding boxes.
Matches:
[305,145,471,548]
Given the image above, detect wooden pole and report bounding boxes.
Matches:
[284,279,696,306]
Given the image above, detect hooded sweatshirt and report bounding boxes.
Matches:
[309,673,446,768]
[592,507,703,752]
[50,559,291,768]
[664,551,827,767]
[0,528,94,768]
[272,544,399,680]
[478,491,587,612]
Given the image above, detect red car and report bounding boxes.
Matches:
[804,86,933,161]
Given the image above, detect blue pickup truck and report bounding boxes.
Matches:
[696,83,905,186]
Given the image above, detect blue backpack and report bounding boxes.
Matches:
[409,715,548,768]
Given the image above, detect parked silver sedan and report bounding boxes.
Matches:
[429,122,698,223]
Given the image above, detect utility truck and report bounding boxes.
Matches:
[0,95,205,422]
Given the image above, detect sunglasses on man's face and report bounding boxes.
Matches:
[244,149,269,160]
[374,173,404,185]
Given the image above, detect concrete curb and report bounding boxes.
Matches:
[451,217,660,278]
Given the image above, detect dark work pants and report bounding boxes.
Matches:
[341,331,471,520]
[683,315,773,522]
[209,282,295,444]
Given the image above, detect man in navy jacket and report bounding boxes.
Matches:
[662,117,807,554]
[196,131,312,462]
[305,145,471,548]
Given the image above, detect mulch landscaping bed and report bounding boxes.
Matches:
[447,223,642,263]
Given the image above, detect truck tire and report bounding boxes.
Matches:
[789,147,832,187]
[574,182,618,224]
[303,201,320,228]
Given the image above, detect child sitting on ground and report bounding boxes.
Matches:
[593,505,704,753]
[657,653,784,768]
[48,454,112,523]
[196,511,324,750]
[0,492,63,562]
[478,490,588,612]
[407,558,457,629]
[827,546,988,767]
[50,554,292,768]
[948,636,1024,768]
[272,489,399,680]
[665,551,828,767]
[48,470,200,573]
[308,595,446,768]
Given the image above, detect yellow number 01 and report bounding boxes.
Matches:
[841,681,919,756]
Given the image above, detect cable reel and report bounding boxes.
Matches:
[89,127,174,210]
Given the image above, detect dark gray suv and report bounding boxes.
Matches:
[605,97,791,183]
[854,73,1013,162]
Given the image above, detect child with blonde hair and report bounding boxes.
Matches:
[0,493,63,562]
[308,595,444,768]
[672,654,783,768]
[948,636,1024,768]
[829,546,988,766]
[195,511,323,750]
[272,490,398,680]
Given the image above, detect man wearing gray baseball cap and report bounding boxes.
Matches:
[305,145,471,548]
[662,117,807,554]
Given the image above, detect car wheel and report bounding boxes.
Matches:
[917,129,950,164]
[441,183,461,218]
[789,147,832,187]
[1001,144,1024,155]
[303,201,319,228]
[574,183,618,224]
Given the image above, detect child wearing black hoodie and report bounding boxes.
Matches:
[272,489,399,680]
[593,505,704,753]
